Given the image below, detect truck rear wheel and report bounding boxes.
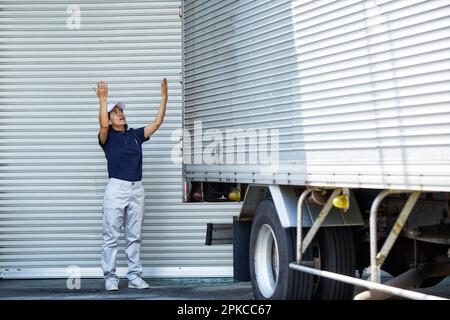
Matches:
[311,227,356,300]
[249,200,313,299]
[249,199,356,300]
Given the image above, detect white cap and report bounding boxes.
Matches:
[107,101,126,113]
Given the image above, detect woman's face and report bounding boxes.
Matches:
[109,106,127,127]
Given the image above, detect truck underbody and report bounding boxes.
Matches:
[190,181,450,300]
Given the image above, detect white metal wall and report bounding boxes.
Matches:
[183,0,450,192]
[0,0,240,279]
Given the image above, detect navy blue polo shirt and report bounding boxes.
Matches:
[98,127,149,182]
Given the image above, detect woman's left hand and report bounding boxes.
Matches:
[161,78,168,101]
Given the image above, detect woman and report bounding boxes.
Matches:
[93,79,168,291]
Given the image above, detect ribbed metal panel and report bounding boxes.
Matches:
[0,0,240,279]
[183,0,450,192]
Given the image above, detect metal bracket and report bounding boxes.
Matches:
[370,190,421,283]
[297,188,342,263]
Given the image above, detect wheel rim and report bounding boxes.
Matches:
[254,224,279,298]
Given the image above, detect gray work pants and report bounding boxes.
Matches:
[101,178,145,281]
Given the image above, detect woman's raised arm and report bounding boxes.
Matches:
[93,81,109,145]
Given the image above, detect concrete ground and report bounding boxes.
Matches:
[0,278,254,300]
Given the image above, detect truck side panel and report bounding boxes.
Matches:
[183,0,450,192]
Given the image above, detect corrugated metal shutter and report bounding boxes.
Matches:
[183,0,450,192]
[0,0,240,279]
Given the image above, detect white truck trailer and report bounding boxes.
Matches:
[181,0,450,299]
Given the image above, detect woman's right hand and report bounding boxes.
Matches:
[93,81,108,103]
[161,78,168,101]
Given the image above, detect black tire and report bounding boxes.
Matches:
[249,200,314,299]
[249,200,356,300]
[311,227,356,300]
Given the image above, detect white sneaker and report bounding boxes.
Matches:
[105,278,119,291]
[128,277,150,289]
